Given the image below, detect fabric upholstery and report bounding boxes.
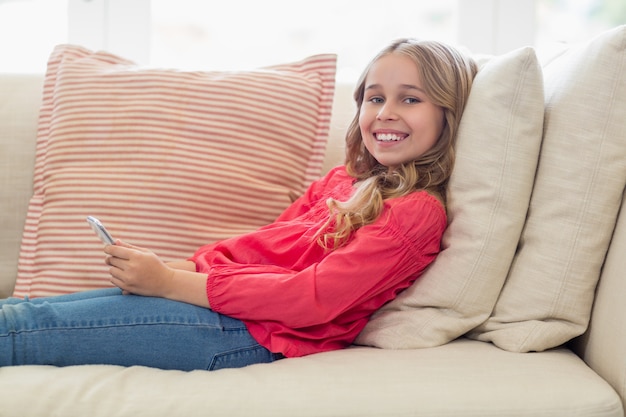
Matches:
[469,25,626,352]
[0,339,621,417]
[13,45,336,297]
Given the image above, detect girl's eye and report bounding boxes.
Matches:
[368,97,384,104]
[405,97,422,104]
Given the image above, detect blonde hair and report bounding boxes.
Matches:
[318,39,478,250]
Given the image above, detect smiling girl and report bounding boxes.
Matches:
[0,39,477,371]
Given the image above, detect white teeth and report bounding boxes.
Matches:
[376,133,405,142]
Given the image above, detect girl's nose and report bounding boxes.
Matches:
[376,103,398,120]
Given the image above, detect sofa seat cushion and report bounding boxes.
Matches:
[0,339,621,417]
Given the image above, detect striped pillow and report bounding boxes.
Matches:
[14,44,336,298]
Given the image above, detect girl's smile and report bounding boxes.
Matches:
[373,130,408,143]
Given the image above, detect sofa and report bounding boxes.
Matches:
[1,26,625,416]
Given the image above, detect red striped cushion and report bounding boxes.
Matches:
[14,44,336,298]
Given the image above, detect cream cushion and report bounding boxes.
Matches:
[469,25,626,352]
[356,47,544,348]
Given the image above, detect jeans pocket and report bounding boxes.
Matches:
[209,344,275,371]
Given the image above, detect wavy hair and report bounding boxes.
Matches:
[318,39,478,250]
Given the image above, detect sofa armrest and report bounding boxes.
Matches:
[572,190,626,414]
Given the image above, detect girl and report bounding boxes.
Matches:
[0,39,477,371]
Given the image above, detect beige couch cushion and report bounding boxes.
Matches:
[356,46,544,348]
[13,45,336,298]
[0,339,621,417]
[469,25,626,352]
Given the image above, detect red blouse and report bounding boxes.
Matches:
[190,166,447,357]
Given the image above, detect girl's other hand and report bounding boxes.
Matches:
[104,240,174,298]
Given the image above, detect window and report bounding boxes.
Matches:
[0,0,623,74]
[149,0,456,82]
[536,0,625,57]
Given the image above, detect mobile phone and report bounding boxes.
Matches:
[86,216,115,245]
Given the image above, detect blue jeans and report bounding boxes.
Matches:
[0,288,282,371]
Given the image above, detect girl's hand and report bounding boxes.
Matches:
[104,240,174,298]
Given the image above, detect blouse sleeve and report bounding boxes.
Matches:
[206,193,446,328]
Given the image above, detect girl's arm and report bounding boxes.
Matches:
[206,194,446,328]
[166,260,197,271]
[104,241,211,308]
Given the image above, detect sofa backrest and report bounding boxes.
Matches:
[0,74,41,298]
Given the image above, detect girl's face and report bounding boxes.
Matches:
[359,53,445,169]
